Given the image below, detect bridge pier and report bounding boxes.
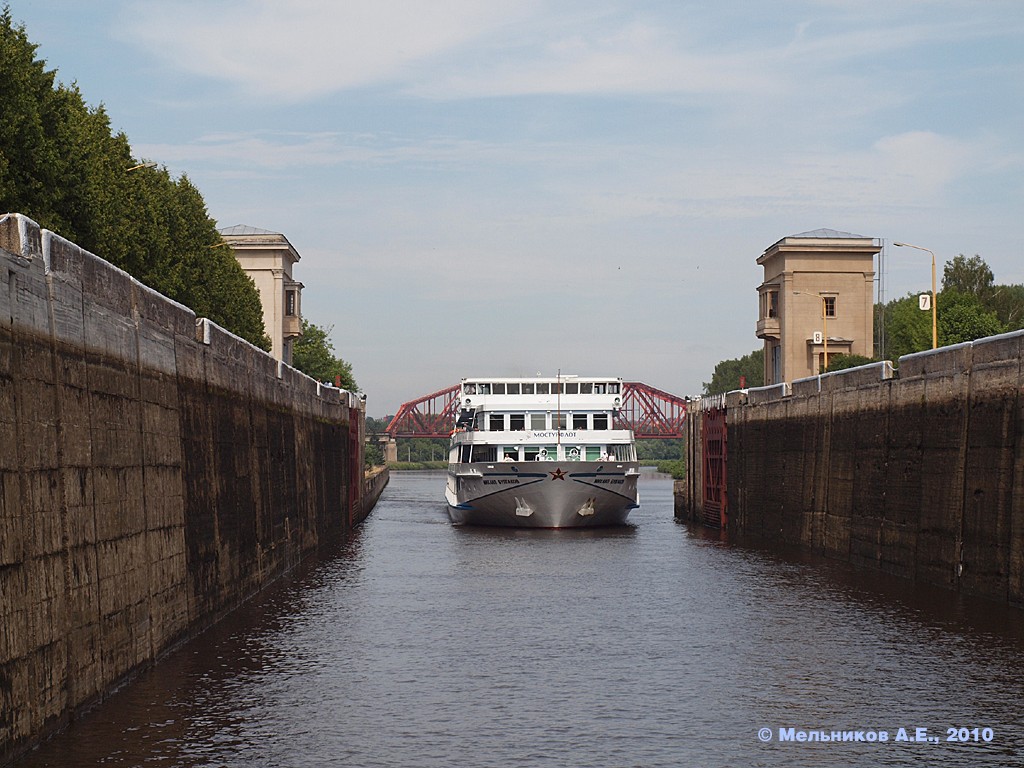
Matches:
[385,437,398,464]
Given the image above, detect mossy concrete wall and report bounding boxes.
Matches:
[0,214,376,765]
[679,343,1024,607]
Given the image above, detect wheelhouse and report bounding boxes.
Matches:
[449,376,637,464]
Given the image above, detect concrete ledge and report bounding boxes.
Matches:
[132,280,196,340]
[0,213,42,262]
[745,382,790,404]
[971,328,1024,367]
[791,375,820,397]
[899,341,973,379]
[821,360,895,392]
[792,361,895,396]
[725,390,748,408]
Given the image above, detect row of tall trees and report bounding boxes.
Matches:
[705,254,1023,395]
[1,8,268,348]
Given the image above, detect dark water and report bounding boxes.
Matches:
[16,471,1024,767]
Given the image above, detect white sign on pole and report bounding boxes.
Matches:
[813,331,823,344]
[919,293,931,311]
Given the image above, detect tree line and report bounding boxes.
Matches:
[1,8,356,388]
[704,254,1022,395]
[1,8,267,347]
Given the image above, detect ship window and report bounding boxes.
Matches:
[525,445,555,461]
[593,414,608,430]
[566,446,582,461]
[478,383,491,394]
[608,444,634,461]
[492,383,506,394]
[474,411,485,430]
[608,383,620,394]
[530,413,546,430]
[585,446,602,461]
[506,383,520,394]
[501,447,519,461]
[573,413,588,430]
[471,445,496,462]
[459,445,472,463]
[536,383,549,394]
[579,382,593,394]
[594,383,606,394]
[556,414,567,430]
[509,414,525,431]
[489,414,505,431]
[564,382,579,394]
[521,383,534,395]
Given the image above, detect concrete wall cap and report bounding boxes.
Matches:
[820,360,894,378]
[899,341,974,364]
[744,382,791,403]
[970,328,1024,345]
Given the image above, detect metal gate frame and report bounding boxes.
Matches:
[702,406,727,529]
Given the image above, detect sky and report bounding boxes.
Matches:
[10,1,1024,416]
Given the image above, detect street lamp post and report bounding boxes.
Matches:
[125,161,157,172]
[893,241,937,349]
[793,290,829,372]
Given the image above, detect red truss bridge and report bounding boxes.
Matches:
[385,382,688,439]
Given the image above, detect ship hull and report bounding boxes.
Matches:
[445,461,639,528]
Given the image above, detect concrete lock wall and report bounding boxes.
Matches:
[680,341,1024,607]
[0,214,377,764]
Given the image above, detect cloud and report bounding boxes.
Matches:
[410,20,778,99]
[870,130,976,196]
[138,124,988,242]
[119,0,530,100]
[118,0,1024,114]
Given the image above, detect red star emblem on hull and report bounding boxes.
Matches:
[549,468,566,480]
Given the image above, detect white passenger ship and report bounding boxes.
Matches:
[445,375,640,527]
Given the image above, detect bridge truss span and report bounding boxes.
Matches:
[616,382,688,438]
[385,384,461,439]
[386,381,687,439]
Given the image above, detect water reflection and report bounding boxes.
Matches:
[14,471,1024,768]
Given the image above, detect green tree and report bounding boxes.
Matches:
[881,288,1005,361]
[0,7,62,227]
[365,416,392,433]
[395,438,447,463]
[881,293,934,360]
[937,290,1004,345]
[291,319,358,390]
[703,349,764,395]
[635,439,683,460]
[942,254,994,299]
[986,284,1024,331]
[0,8,269,349]
[824,354,876,372]
[364,441,384,467]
